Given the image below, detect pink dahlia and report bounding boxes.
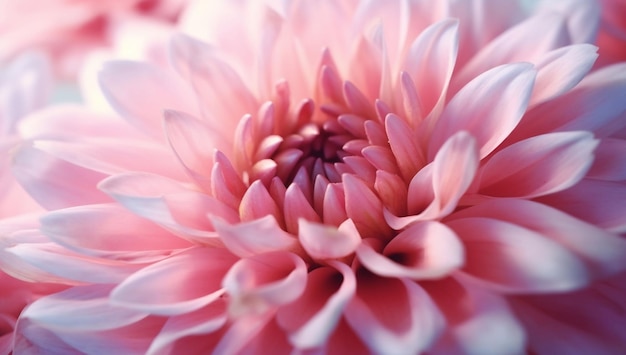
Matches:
[5,0,626,353]
[0,0,187,78]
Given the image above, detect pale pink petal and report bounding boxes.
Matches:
[299,219,361,260]
[447,199,626,278]
[403,18,459,119]
[211,215,298,258]
[479,131,598,198]
[239,180,282,223]
[447,218,589,293]
[535,0,601,44]
[20,284,147,331]
[40,204,189,258]
[163,109,231,191]
[276,262,356,349]
[452,13,570,93]
[98,61,198,139]
[429,63,536,159]
[530,44,598,106]
[385,113,425,180]
[356,221,463,280]
[345,272,444,354]
[12,144,111,210]
[283,183,321,234]
[111,247,236,315]
[222,251,307,316]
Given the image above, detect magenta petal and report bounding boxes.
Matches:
[357,221,463,280]
[211,215,297,258]
[345,272,444,354]
[479,131,598,198]
[277,262,356,349]
[299,219,361,260]
[429,63,535,159]
[222,251,307,316]
[447,218,590,293]
[111,247,237,315]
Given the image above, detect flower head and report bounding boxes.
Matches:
[5,0,626,353]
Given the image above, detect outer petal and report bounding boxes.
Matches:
[587,138,626,181]
[478,131,598,198]
[345,271,444,354]
[98,61,198,139]
[429,63,536,160]
[111,247,237,315]
[447,218,589,293]
[447,199,626,278]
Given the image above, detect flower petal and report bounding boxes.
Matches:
[429,63,536,159]
[222,251,307,317]
[478,131,598,198]
[111,247,236,315]
[345,271,444,354]
[298,219,361,260]
[343,174,392,239]
[276,262,356,349]
[211,215,298,258]
[447,218,590,293]
[357,221,463,280]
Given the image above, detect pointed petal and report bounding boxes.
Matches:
[299,219,361,260]
[447,218,590,293]
[429,63,536,159]
[212,215,297,258]
[111,247,236,315]
[479,131,598,198]
[343,174,392,239]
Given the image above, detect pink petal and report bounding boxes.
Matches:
[276,262,356,349]
[429,63,536,160]
[345,271,444,354]
[146,300,228,355]
[164,110,230,191]
[299,219,361,260]
[403,18,459,119]
[478,131,598,198]
[7,242,147,284]
[222,251,307,316]
[239,180,282,223]
[535,0,601,44]
[447,199,626,278]
[452,13,570,93]
[98,61,197,139]
[40,204,190,258]
[530,44,598,105]
[111,247,236,315]
[211,215,298,258]
[21,285,147,331]
[12,144,111,210]
[283,183,321,234]
[356,221,463,279]
[342,174,392,240]
[536,179,626,233]
[447,218,589,293]
[587,138,626,181]
[373,171,407,216]
[385,113,425,180]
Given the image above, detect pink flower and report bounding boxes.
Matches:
[0,0,187,78]
[5,0,626,353]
